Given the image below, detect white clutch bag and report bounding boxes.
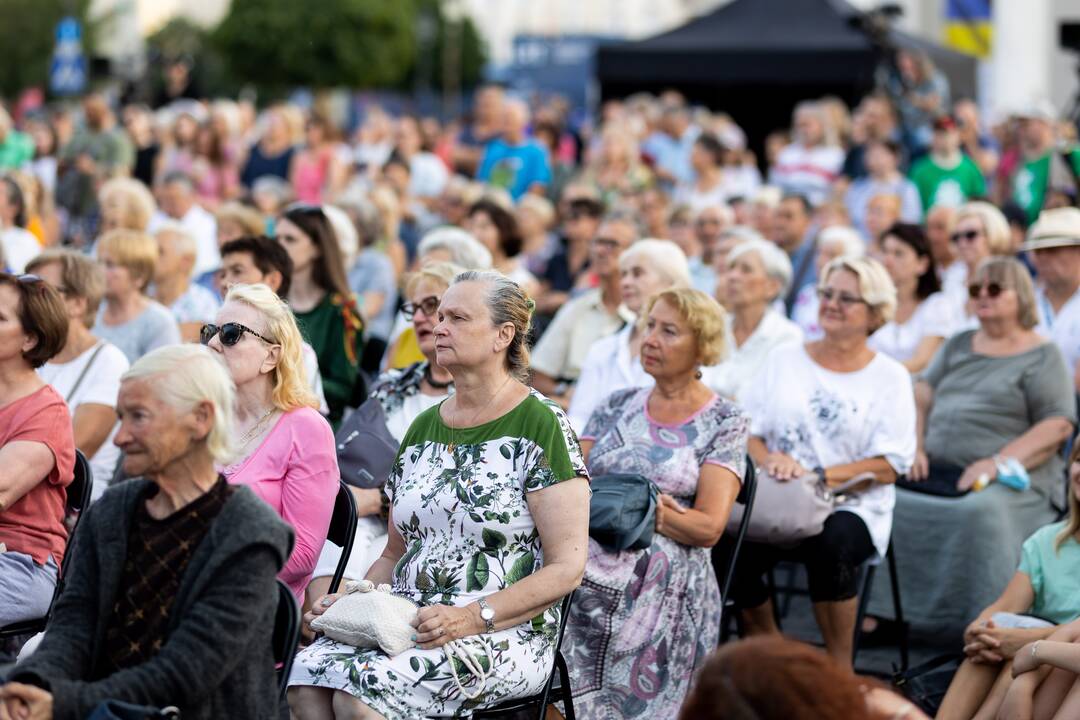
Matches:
[311,580,419,656]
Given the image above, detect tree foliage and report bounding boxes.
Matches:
[146,18,236,98]
[211,0,418,92]
[406,0,487,92]
[0,0,97,99]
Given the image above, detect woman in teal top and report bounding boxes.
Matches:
[937,442,1080,720]
[277,204,363,426]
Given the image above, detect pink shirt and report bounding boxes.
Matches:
[222,407,338,602]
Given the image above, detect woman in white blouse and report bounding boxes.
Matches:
[870,222,958,373]
[567,239,691,433]
[727,256,917,669]
[702,239,802,401]
[790,225,865,341]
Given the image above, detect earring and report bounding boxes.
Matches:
[695,369,703,380]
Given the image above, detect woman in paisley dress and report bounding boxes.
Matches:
[306,262,460,606]
[288,271,591,719]
[562,287,749,718]
[727,256,916,669]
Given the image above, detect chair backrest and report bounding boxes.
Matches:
[68,449,92,516]
[325,481,358,594]
[719,455,757,604]
[273,579,301,700]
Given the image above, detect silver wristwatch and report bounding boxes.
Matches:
[477,598,495,633]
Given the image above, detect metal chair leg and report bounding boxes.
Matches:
[766,567,783,631]
[851,562,877,667]
[887,543,909,673]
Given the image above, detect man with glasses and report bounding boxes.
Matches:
[531,212,638,408]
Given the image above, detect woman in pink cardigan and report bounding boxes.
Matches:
[203,282,338,603]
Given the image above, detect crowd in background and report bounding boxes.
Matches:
[3,44,1080,719]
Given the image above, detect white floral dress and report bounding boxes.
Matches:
[289,390,588,718]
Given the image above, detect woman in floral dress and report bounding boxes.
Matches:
[563,288,749,718]
[288,271,591,719]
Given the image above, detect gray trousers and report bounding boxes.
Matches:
[0,551,58,626]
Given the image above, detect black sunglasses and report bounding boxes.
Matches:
[968,282,1005,300]
[401,295,440,318]
[200,322,275,347]
[952,229,981,244]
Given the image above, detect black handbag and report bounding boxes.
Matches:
[336,398,399,489]
[896,461,970,498]
[892,652,964,716]
[588,474,659,552]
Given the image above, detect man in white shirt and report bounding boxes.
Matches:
[1026,208,1080,388]
[150,171,219,278]
[0,175,40,272]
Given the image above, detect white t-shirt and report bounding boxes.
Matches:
[1,227,40,273]
[673,180,728,214]
[768,143,845,207]
[790,284,823,341]
[1034,286,1080,382]
[868,292,958,363]
[567,323,652,434]
[703,310,803,402]
[740,342,917,556]
[38,341,129,501]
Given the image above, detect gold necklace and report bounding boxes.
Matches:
[448,376,513,454]
[238,407,276,450]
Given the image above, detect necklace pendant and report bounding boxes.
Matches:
[447,442,455,454]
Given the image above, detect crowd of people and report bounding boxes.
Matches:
[1,46,1080,718]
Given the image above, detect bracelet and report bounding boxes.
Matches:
[1032,641,1040,663]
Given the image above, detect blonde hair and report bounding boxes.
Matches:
[26,249,105,328]
[644,287,728,366]
[453,270,533,381]
[98,229,158,291]
[957,201,1012,256]
[122,344,236,464]
[820,256,897,333]
[214,201,265,237]
[224,283,319,412]
[970,257,1039,329]
[1057,442,1080,552]
[99,177,156,232]
[404,261,464,298]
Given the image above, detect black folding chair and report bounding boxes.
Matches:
[714,456,757,643]
[472,592,576,720]
[273,579,302,700]
[325,481,358,594]
[0,449,92,639]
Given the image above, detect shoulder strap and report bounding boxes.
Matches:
[784,236,819,316]
[65,342,107,403]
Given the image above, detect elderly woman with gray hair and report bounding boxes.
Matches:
[702,238,803,402]
[0,344,293,720]
[567,238,693,432]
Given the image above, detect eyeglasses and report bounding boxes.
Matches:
[593,237,622,251]
[401,295,440,318]
[199,322,276,347]
[968,282,1005,299]
[952,229,982,244]
[816,287,867,307]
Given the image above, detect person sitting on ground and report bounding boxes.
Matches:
[0,274,74,629]
[936,443,1080,720]
[568,238,692,432]
[30,250,128,499]
[288,271,590,718]
[0,344,293,720]
[91,229,181,363]
[205,283,338,606]
[727,257,916,669]
[306,262,461,613]
[153,223,220,342]
[562,288,748,716]
[873,257,1076,640]
[869,222,958,373]
[703,238,803,402]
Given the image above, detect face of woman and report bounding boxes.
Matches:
[276,217,320,274]
[205,301,279,388]
[814,239,848,275]
[0,284,32,365]
[969,274,1021,325]
[100,252,139,299]
[879,235,928,289]
[640,298,699,381]
[433,281,505,372]
[99,195,124,232]
[410,277,448,359]
[620,259,668,315]
[175,115,199,146]
[465,211,500,256]
[34,261,82,323]
[725,251,777,310]
[817,268,873,337]
[954,216,990,268]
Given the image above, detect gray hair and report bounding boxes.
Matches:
[452,270,532,381]
[619,238,692,288]
[817,225,866,259]
[154,221,198,259]
[727,239,794,298]
[121,344,236,464]
[418,227,493,270]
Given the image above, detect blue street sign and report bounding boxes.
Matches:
[50,16,86,95]
[55,16,81,43]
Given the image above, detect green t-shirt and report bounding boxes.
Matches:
[0,130,34,170]
[1012,151,1080,223]
[908,153,986,213]
[1018,521,1080,625]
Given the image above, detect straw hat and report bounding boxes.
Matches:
[1022,207,1080,251]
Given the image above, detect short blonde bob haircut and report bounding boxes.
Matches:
[97,229,158,292]
[643,287,728,366]
[224,283,320,412]
[404,261,465,299]
[820,256,897,334]
[122,344,236,464]
[99,177,156,232]
[26,249,106,328]
[957,201,1013,256]
[969,256,1039,330]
